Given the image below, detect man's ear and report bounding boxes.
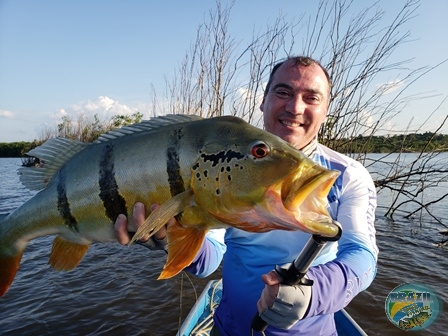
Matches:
[260,97,265,112]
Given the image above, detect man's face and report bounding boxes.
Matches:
[260,61,330,150]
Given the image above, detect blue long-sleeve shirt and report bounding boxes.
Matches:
[185,144,378,335]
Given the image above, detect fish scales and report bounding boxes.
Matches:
[49,122,197,238]
[0,115,341,296]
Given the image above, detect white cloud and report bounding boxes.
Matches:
[0,109,14,119]
[32,96,159,140]
[71,96,134,118]
[50,96,156,123]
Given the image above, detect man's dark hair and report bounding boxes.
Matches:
[263,56,332,98]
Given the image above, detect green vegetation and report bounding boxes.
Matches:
[42,112,143,143]
[330,132,448,154]
[0,112,143,158]
[1,130,447,158]
[0,141,40,158]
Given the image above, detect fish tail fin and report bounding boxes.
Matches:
[0,252,23,297]
[0,214,25,297]
[158,225,206,280]
[49,235,90,271]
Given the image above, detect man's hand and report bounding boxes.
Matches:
[257,270,312,330]
[114,202,170,250]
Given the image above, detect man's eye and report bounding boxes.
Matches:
[274,90,289,96]
[306,96,320,102]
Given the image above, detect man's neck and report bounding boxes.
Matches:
[300,138,318,157]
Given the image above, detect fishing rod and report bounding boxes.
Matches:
[251,221,342,334]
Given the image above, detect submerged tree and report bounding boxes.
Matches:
[152,0,448,228]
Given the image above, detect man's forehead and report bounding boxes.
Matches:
[272,62,330,94]
[276,61,325,79]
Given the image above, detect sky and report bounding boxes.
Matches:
[1,0,447,142]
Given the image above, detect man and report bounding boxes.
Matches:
[115,56,378,335]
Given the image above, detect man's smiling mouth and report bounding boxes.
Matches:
[280,120,304,127]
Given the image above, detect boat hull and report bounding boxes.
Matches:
[177,279,368,336]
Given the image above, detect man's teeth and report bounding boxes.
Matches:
[281,120,303,127]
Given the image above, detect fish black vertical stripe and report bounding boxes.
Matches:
[98,143,128,221]
[57,165,79,232]
[166,127,185,196]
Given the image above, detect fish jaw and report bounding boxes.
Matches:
[263,162,340,236]
[211,162,341,237]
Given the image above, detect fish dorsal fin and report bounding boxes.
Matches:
[95,114,203,143]
[18,138,89,190]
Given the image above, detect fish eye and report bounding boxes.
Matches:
[251,141,270,158]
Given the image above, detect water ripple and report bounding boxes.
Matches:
[1,157,447,335]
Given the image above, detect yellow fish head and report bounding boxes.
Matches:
[190,124,340,237]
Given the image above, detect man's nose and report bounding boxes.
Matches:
[286,95,305,115]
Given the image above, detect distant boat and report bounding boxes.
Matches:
[177,279,368,336]
[21,156,43,168]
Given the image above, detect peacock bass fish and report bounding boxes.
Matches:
[0,115,340,297]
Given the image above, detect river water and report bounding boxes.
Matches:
[0,156,446,335]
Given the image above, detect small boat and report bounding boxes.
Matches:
[177,279,367,336]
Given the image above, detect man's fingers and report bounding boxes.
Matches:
[131,202,150,242]
[257,286,276,313]
[149,203,159,212]
[133,202,146,228]
[120,202,168,244]
[257,271,280,313]
[261,271,281,286]
[114,214,130,244]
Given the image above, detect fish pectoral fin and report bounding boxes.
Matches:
[0,252,23,297]
[129,190,194,245]
[158,225,207,280]
[49,235,90,271]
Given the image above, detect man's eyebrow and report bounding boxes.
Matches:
[304,88,324,96]
[271,83,324,96]
[271,83,293,91]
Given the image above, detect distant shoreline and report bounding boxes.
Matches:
[1,132,448,158]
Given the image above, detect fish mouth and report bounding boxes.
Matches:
[267,162,340,237]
